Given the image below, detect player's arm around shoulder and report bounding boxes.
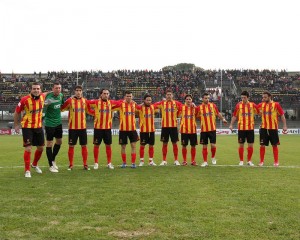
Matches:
[152,100,162,109]
[253,103,261,116]
[61,97,72,111]
[85,99,94,116]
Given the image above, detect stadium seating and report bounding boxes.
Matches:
[0,69,299,117]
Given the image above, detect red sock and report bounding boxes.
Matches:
[32,149,43,166]
[191,147,196,163]
[260,146,265,163]
[106,145,112,164]
[173,143,178,160]
[68,147,74,166]
[247,147,253,162]
[182,147,187,162]
[122,153,126,164]
[140,145,145,159]
[81,146,88,166]
[202,148,208,162]
[162,144,167,161]
[24,151,31,171]
[93,145,99,163]
[211,146,216,158]
[131,153,136,164]
[272,146,279,164]
[149,146,154,159]
[239,147,244,161]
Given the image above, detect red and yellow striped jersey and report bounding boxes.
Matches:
[257,101,284,129]
[179,105,198,134]
[153,100,182,128]
[197,103,220,132]
[136,104,156,133]
[61,97,91,129]
[233,102,258,130]
[114,101,137,131]
[15,94,45,128]
[88,99,120,129]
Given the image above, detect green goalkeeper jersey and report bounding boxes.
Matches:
[44,93,64,127]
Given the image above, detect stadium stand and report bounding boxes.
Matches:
[0,69,299,128]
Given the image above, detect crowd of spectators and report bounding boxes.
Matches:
[1,69,299,113]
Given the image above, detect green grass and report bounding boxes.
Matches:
[0,135,299,240]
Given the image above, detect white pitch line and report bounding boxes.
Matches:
[210,164,300,169]
[0,164,300,169]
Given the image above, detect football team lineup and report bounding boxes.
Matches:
[12,83,291,177]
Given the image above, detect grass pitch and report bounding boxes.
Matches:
[0,135,299,240]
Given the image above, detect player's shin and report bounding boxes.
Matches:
[32,149,43,166]
[68,146,74,167]
[191,146,196,163]
[106,145,112,164]
[24,151,31,171]
[139,145,145,161]
[272,145,279,164]
[93,145,99,163]
[247,147,253,162]
[239,147,244,161]
[172,143,178,160]
[81,146,88,166]
[46,147,53,166]
[182,147,187,162]
[260,146,265,163]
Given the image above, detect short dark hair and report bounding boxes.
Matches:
[53,82,61,86]
[75,85,83,90]
[263,91,272,97]
[100,88,109,94]
[241,91,249,98]
[166,89,173,94]
[144,94,152,100]
[124,90,132,95]
[184,94,193,100]
[202,92,209,98]
[31,82,41,87]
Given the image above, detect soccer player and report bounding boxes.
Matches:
[229,91,259,166]
[153,89,182,166]
[197,92,227,167]
[61,85,92,170]
[44,82,64,173]
[178,94,198,166]
[136,94,157,166]
[14,83,47,178]
[87,89,121,170]
[114,91,139,168]
[257,91,287,167]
